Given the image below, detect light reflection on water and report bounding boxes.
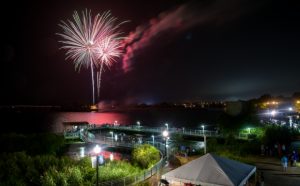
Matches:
[51,112,130,133]
[49,109,221,133]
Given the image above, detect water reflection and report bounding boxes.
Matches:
[51,112,130,133]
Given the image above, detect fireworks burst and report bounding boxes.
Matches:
[96,35,123,97]
[57,10,126,104]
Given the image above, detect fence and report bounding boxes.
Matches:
[100,156,166,186]
[92,125,219,137]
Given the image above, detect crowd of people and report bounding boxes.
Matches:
[261,143,299,171]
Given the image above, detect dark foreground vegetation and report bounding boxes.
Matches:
[0,134,160,186]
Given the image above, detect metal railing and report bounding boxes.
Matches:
[100,156,166,186]
[64,131,80,139]
[91,125,219,137]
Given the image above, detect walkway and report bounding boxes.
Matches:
[255,156,300,186]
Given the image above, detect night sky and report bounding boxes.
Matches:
[1,0,299,105]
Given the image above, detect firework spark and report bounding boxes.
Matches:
[57,10,126,104]
[96,35,123,97]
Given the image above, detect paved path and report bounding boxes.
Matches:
[255,156,300,186]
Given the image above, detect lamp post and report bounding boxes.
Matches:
[269,110,277,124]
[288,116,293,128]
[151,135,155,146]
[201,125,206,154]
[110,131,113,144]
[110,153,114,161]
[247,127,251,134]
[204,135,206,154]
[165,123,169,131]
[93,145,101,186]
[162,130,169,158]
[271,110,276,117]
[113,120,118,127]
[137,121,140,128]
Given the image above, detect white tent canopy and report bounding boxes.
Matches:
[162,153,256,186]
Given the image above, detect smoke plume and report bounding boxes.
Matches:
[122,0,248,72]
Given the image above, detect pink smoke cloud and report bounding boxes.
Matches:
[121,0,248,72]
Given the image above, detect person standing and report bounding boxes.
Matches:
[292,150,298,166]
[289,153,294,167]
[281,155,288,172]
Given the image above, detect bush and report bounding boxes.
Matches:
[99,161,141,182]
[132,144,160,169]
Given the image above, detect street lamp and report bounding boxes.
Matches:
[151,135,155,146]
[289,116,293,128]
[110,131,113,144]
[137,121,140,127]
[162,130,169,158]
[247,127,251,134]
[270,110,277,117]
[201,125,206,154]
[93,145,101,186]
[110,153,114,161]
[165,123,169,131]
[80,147,85,158]
[114,120,118,126]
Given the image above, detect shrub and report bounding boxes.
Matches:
[99,161,141,182]
[132,144,160,169]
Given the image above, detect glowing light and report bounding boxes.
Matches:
[80,147,85,157]
[93,145,101,154]
[151,135,155,145]
[163,130,169,137]
[270,110,277,117]
[90,105,98,110]
[289,107,293,111]
[110,153,114,161]
[247,128,251,134]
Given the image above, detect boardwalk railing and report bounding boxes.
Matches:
[64,131,80,139]
[90,125,220,137]
[100,156,166,186]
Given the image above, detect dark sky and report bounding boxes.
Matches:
[1,0,299,105]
